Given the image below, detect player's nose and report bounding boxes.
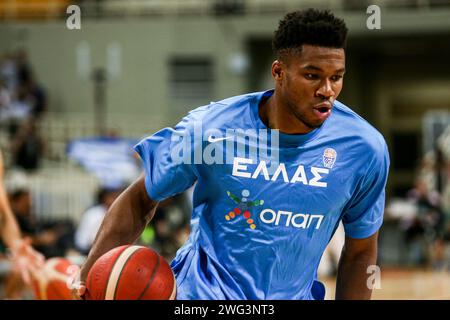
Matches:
[316,79,335,99]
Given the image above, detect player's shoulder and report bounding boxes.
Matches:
[332,100,388,156]
[184,91,260,124]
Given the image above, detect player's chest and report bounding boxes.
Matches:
[203,152,355,214]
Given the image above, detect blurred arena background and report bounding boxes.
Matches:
[0,0,449,299]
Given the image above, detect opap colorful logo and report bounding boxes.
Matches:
[225,189,264,229]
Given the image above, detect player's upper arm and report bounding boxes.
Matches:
[134,116,199,202]
[343,231,378,258]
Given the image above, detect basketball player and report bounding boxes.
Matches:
[0,151,44,284]
[75,9,390,300]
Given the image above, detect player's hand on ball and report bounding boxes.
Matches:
[72,283,86,300]
[68,266,87,300]
[10,237,45,285]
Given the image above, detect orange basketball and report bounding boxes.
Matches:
[85,245,176,300]
[32,257,74,300]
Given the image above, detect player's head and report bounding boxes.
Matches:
[10,189,32,216]
[271,9,348,131]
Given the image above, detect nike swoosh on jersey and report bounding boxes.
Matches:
[207,136,233,143]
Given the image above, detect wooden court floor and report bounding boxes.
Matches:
[322,268,450,300]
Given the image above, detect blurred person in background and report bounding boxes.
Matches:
[0,77,11,114]
[3,83,32,136]
[8,187,75,259]
[75,187,121,256]
[0,49,47,137]
[0,150,44,298]
[14,49,32,91]
[27,76,47,120]
[10,118,46,172]
[431,146,450,270]
[405,178,443,266]
[0,52,18,92]
[405,144,449,270]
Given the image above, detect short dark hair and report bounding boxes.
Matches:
[272,9,348,59]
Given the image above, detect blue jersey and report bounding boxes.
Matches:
[134,90,390,300]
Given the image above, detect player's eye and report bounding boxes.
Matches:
[331,75,343,82]
[305,73,319,80]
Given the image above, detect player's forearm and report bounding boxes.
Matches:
[0,208,22,249]
[0,183,22,248]
[335,245,377,300]
[80,176,158,281]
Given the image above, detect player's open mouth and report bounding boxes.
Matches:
[313,103,332,120]
[317,106,330,113]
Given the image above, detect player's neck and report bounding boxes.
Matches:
[259,92,313,135]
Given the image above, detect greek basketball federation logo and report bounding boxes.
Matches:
[323,148,337,169]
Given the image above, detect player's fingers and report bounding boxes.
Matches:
[78,285,86,296]
[28,261,42,280]
[13,257,32,285]
[21,268,31,285]
[67,267,86,300]
[71,284,86,300]
[30,250,45,267]
[22,236,32,247]
[71,288,80,300]
[12,238,44,265]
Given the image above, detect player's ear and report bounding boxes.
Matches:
[272,60,284,81]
